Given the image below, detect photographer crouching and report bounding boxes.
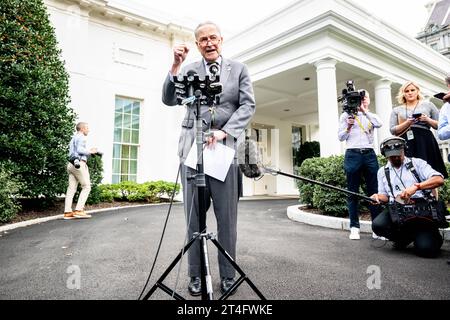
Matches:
[338,86,383,240]
[370,137,447,258]
[63,122,99,220]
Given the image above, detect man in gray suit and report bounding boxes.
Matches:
[162,21,255,296]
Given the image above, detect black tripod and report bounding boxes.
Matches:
[142,75,265,301]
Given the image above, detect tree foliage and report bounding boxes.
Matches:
[0,0,76,199]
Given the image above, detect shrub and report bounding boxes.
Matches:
[84,154,104,205]
[98,180,180,203]
[311,156,348,216]
[0,163,22,222]
[0,0,76,200]
[295,141,320,167]
[298,154,388,217]
[438,163,450,205]
[298,157,328,207]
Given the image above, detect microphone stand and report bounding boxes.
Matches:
[142,73,265,301]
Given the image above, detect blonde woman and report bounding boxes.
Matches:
[389,81,447,178]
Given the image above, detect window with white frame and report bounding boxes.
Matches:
[112,97,141,183]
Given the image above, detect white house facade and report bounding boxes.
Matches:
[44,0,450,197]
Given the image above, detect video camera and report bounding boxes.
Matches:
[69,151,103,169]
[338,80,366,115]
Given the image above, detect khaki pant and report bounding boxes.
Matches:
[64,162,91,213]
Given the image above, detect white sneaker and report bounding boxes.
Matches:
[349,227,360,240]
[372,232,387,241]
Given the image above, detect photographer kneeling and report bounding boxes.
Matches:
[370,136,446,258]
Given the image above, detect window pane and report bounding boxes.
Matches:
[123,114,131,129]
[112,175,120,184]
[113,144,121,158]
[130,146,138,159]
[132,102,140,115]
[112,159,121,174]
[121,175,128,182]
[115,98,123,112]
[114,128,122,143]
[131,130,139,144]
[129,175,137,182]
[130,160,137,174]
[132,115,139,130]
[121,160,129,175]
[121,145,130,159]
[123,129,131,143]
[114,113,122,128]
[124,101,132,114]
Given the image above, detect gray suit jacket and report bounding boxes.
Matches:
[162,58,256,160]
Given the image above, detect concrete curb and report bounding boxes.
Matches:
[287,205,450,241]
[0,203,171,233]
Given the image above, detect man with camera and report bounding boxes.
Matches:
[63,122,98,220]
[370,136,446,258]
[162,21,255,296]
[338,90,383,240]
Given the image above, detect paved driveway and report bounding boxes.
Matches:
[0,199,449,300]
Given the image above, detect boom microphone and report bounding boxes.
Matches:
[237,138,373,202]
[237,138,262,179]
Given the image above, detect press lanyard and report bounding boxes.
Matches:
[354,115,373,134]
[392,166,407,190]
[405,102,419,119]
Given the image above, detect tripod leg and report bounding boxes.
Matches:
[201,236,214,300]
[142,237,197,300]
[211,238,266,300]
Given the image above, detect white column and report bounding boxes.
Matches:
[374,78,393,144]
[314,59,340,157]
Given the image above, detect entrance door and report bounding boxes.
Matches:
[251,125,275,195]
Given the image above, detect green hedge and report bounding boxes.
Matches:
[0,163,22,222]
[98,180,180,203]
[80,154,103,205]
[0,0,76,201]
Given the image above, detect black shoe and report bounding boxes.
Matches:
[188,277,201,296]
[220,278,237,295]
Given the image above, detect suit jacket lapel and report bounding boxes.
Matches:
[195,60,206,79]
[220,58,232,87]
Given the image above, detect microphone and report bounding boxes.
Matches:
[182,70,197,106]
[186,70,197,97]
[237,138,263,179]
[208,62,220,76]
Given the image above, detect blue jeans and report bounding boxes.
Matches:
[344,149,379,228]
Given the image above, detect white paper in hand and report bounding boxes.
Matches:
[184,142,235,182]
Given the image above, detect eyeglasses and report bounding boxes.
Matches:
[197,35,221,46]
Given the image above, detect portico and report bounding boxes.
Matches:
[224,0,450,196]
